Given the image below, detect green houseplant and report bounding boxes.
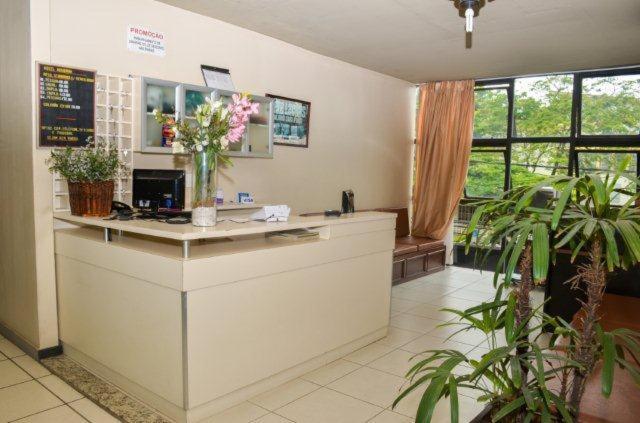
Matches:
[518,161,640,415]
[393,164,640,422]
[47,139,126,217]
[393,185,579,422]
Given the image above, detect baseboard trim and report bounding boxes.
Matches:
[0,322,38,359]
[0,322,63,360]
[38,345,64,359]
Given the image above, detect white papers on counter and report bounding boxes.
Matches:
[251,205,291,222]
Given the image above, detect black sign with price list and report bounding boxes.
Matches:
[38,63,96,147]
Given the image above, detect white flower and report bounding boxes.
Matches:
[172,125,180,138]
[220,108,229,119]
[220,137,229,149]
[195,144,203,152]
[172,141,185,154]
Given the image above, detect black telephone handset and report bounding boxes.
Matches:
[111,201,133,213]
[104,201,134,221]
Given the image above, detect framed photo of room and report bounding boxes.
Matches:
[266,94,311,148]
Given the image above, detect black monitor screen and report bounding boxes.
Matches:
[133,169,185,211]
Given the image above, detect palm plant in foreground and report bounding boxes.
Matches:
[393,187,578,422]
[392,282,577,422]
[518,160,640,414]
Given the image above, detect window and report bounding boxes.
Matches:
[465,67,640,198]
[511,143,569,188]
[581,75,640,136]
[474,85,509,139]
[514,75,573,138]
[465,150,506,198]
[577,150,638,205]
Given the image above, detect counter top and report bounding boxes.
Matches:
[53,211,395,241]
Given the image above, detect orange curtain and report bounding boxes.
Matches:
[412,80,475,240]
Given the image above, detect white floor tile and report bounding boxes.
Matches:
[252,413,293,423]
[38,374,83,402]
[344,343,395,365]
[328,366,406,408]
[301,360,360,385]
[400,333,473,355]
[367,349,422,378]
[390,298,421,313]
[277,387,382,423]
[203,401,269,423]
[404,303,456,322]
[374,327,422,349]
[13,405,87,422]
[367,409,412,423]
[0,339,26,358]
[13,356,50,379]
[0,360,32,388]
[407,281,465,294]
[427,324,488,347]
[0,380,63,422]
[68,398,120,423]
[427,295,481,310]
[250,379,319,411]
[446,288,494,302]
[389,314,442,334]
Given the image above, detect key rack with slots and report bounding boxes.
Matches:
[52,74,134,212]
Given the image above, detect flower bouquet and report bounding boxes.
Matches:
[154,94,259,226]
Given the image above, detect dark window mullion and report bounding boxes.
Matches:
[505,80,515,191]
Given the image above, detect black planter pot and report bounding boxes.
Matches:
[469,404,493,423]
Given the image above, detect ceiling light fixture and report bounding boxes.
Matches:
[454,0,486,34]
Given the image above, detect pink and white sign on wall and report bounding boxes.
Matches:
[127,25,165,57]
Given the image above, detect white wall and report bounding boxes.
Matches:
[42,0,414,213]
[21,0,414,349]
[0,0,42,349]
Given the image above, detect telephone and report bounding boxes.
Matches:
[341,190,355,214]
[111,201,133,213]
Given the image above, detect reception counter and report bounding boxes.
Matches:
[53,211,396,423]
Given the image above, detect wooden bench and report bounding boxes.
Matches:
[376,207,445,285]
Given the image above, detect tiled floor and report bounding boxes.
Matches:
[0,339,118,422]
[0,266,502,423]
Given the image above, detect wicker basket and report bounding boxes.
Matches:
[68,181,114,217]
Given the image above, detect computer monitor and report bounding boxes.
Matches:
[133,169,185,211]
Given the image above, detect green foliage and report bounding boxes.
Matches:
[582,77,640,136]
[47,138,126,182]
[392,285,577,422]
[464,183,561,285]
[549,159,640,271]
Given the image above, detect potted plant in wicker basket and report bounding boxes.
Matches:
[47,139,127,217]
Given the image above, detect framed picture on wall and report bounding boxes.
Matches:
[266,94,311,148]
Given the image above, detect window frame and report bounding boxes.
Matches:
[467,66,640,198]
[464,148,509,199]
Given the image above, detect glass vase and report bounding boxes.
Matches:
[191,149,218,227]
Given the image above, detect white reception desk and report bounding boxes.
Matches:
[53,211,396,423]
